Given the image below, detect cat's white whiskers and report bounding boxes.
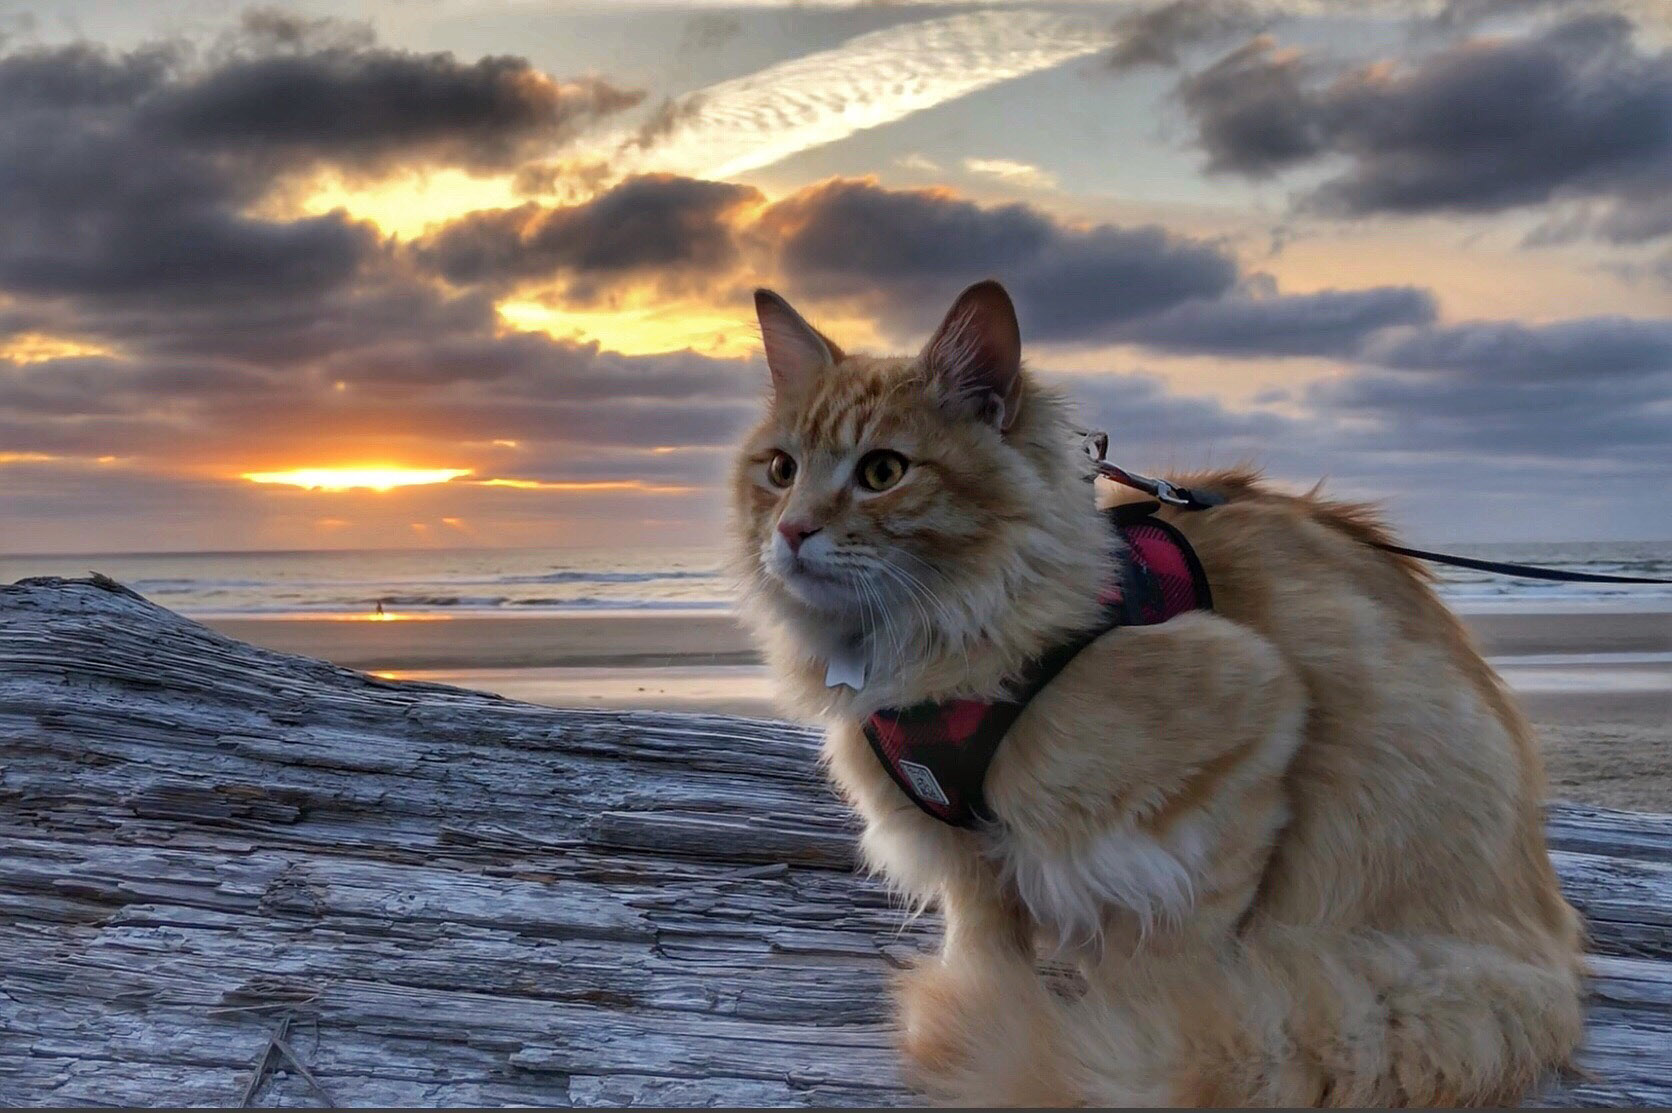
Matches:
[872,563,939,673]
[881,553,977,684]
[887,551,967,632]
[863,571,905,674]
[873,560,971,685]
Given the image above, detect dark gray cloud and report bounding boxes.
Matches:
[0,42,373,305]
[1108,0,1262,71]
[1315,316,1672,456]
[625,93,709,151]
[754,178,1440,357]
[1179,16,1672,238]
[1594,193,1672,244]
[177,7,642,174]
[764,179,1056,288]
[0,22,642,312]
[0,354,277,418]
[1116,286,1438,357]
[1422,0,1608,33]
[1531,192,1672,247]
[1050,370,1298,459]
[0,461,266,534]
[1176,34,1324,176]
[36,277,499,373]
[147,48,640,175]
[1063,317,1671,540]
[221,7,378,55]
[413,175,760,291]
[1365,316,1672,382]
[759,177,1239,342]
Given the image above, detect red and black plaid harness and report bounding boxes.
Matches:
[861,504,1213,828]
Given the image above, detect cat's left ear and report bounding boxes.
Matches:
[922,279,1023,432]
[756,289,845,398]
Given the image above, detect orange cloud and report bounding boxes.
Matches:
[0,332,115,364]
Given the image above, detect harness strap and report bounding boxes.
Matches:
[862,508,1211,828]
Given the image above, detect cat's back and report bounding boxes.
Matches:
[1153,472,1577,954]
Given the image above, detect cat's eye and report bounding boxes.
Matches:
[856,450,908,492]
[766,450,797,488]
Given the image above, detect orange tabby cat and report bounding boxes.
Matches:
[729,280,1584,1106]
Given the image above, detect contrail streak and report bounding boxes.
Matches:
[600,9,1112,180]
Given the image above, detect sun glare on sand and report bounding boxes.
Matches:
[243,468,471,492]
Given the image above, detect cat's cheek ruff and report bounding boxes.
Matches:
[992,815,1211,952]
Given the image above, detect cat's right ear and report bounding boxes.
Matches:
[922,279,1023,432]
[756,289,843,397]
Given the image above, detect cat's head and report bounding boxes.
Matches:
[729,280,1097,655]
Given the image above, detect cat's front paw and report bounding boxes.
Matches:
[894,954,1081,1105]
[894,956,989,1089]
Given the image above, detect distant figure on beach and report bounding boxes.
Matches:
[375,600,385,617]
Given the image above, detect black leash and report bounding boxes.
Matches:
[1370,544,1672,585]
[1078,431,1672,586]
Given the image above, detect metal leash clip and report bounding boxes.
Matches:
[1073,427,1222,510]
[1144,475,1198,508]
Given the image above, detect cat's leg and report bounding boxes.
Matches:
[894,615,1308,1104]
[885,614,1299,1104]
[893,922,1584,1107]
[897,608,1582,1105]
[986,612,1307,959]
[1066,925,1585,1106]
[822,720,1044,1086]
[893,865,1054,1097]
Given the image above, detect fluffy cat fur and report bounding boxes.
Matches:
[729,281,1585,1107]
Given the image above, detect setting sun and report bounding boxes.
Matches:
[243,468,471,492]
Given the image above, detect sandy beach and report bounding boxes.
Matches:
[205,607,1669,812]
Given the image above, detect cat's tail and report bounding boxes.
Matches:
[896,926,1585,1106]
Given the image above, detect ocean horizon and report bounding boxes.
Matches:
[4,539,1670,616]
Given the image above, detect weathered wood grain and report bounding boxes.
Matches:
[1,576,1668,1107]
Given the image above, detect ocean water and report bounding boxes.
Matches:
[2,540,1669,616]
[0,547,732,616]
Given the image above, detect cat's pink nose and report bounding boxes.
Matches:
[777,520,821,555]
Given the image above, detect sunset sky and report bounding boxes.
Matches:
[1,0,1668,554]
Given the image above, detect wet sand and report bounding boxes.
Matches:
[207,611,757,670]
[203,607,1669,811]
[206,608,1667,671]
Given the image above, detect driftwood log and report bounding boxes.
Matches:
[2,576,1669,1107]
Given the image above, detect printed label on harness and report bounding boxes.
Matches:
[898,760,950,806]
